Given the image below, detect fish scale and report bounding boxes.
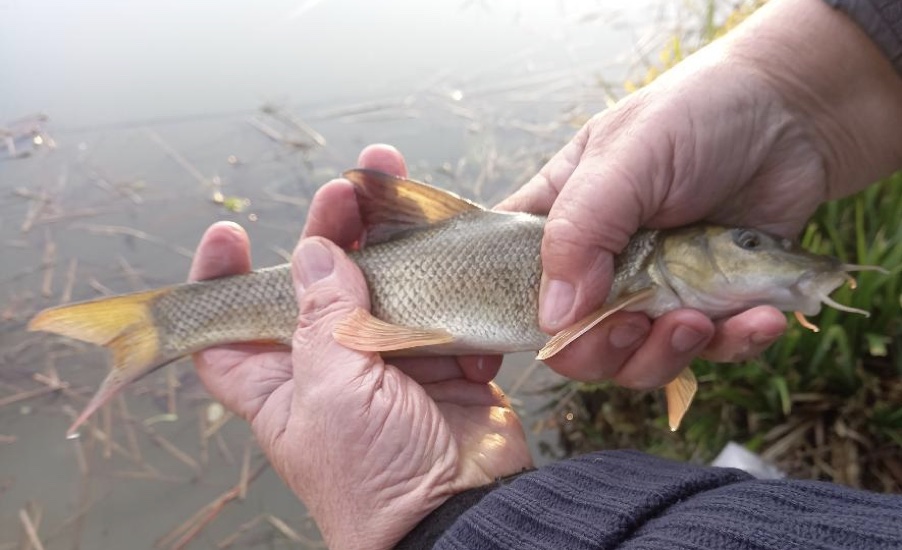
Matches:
[353,210,548,352]
[154,265,296,354]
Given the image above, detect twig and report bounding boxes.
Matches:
[246,117,311,149]
[45,482,113,547]
[145,129,210,187]
[166,365,178,417]
[34,207,107,226]
[261,105,327,146]
[0,434,16,444]
[117,396,143,464]
[214,431,235,465]
[76,224,194,258]
[20,190,50,234]
[71,436,89,476]
[265,515,308,544]
[61,406,138,464]
[263,188,308,208]
[18,508,45,550]
[311,98,409,120]
[507,358,542,398]
[198,408,209,467]
[87,277,115,296]
[87,165,144,204]
[117,256,146,291]
[157,461,269,550]
[216,516,264,549]
[60,259,78,304]
[102,402,112,459]
[41,229,56,298]
[110,470,186,483]
[145,427,200,473]
[0,383,65,408]
[267,245,292,263]
[201,405,233,439]
[238,439,252,500]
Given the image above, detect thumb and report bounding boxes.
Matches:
[291,237,376,386]
[538,151,652,332]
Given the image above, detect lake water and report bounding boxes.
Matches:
[1,1,670,547]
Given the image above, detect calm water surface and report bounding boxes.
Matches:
[1,1,666,547]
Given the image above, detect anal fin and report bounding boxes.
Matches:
[333,308,455,352]
[536,288,655,361]
[665,368,697,431]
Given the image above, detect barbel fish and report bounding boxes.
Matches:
[28,169,885,437]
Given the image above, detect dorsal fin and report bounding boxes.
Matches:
[343,169,484,243]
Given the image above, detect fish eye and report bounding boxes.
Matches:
[732,229,762,251]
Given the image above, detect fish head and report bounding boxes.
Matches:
[656,225,873,318]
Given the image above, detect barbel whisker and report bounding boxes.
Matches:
[819,293,870,317]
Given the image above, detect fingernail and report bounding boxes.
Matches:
[609,323,647,349]
[219,221,244,234]
[750,331,781,346]
[671,326,707,353]
[296,239,334,288]
[541,279,575,330]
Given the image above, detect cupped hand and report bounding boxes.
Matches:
[496,34,827,388]
[189,145,531,550]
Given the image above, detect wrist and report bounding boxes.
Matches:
[722,0,902,198]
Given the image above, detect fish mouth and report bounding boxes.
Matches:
[795,263,889,317]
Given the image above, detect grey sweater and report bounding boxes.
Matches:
[399,450,902,549]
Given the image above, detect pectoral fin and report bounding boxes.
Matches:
[333,307,455,352]
[665,368,697,431]
[536,288,655,361]
[794,311,820,332]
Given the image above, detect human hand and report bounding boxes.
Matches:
[498,0,902,389]
[188,145,531,550]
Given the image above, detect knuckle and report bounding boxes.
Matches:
[296,290,358,334]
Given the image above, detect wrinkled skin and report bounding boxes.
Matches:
[496,64,806,387]
[189,145,531,550]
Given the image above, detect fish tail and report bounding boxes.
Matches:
[28,289,171,437]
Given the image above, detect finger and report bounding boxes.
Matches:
[702,306,787,362]
[291,237,374,385]
[536,150,657,333]
[456,355,503,383]
[188,221,251,281]
[612,310,714,390]
[394,354,503,385]
[494,124,589,214]
[302,179,363,246]
[357,143,408,177]
[302,144,409,245]
[540,312,650,381]
[424,379,511,408]
[193,345,293,423]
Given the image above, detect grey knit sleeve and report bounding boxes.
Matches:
[826,0,902,72]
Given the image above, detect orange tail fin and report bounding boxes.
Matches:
[28,289,170,437]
